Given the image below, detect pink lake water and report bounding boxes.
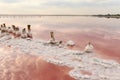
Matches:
[0,16,120,80]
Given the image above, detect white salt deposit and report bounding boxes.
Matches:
[66,40,75,46]
[84,42,94,53]
[0,35,120,80]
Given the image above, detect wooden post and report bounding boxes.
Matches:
[15,27,19,32]
[15,27,21,38]
[1,24,5,33]
[3,23,6,27]
[27,25,33,39]
[59,41,63,44]
[27,25,31,32]
[0,25,3,27]
[12,25,16,30]
[50,31,55,41]
[88,42,91,45]
[7,27,11,33]
[22,28,26,34]
[0,25,3,30]
[21,28,27,39]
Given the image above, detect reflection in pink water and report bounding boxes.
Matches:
[0,47,75,80]
[36,30,120,62]
[0,16,120,79]
[68,31,120,61]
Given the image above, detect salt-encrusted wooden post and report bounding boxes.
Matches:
[12,25,16,31]
[1,24,5,33]
[11,25,16,38]
[50,31,55,41]
[21,28,27,39]
[22,28,26,34]
[3,23,6,27]
[84,42,94,53]
[0,25,2,33]
[27,25,31,32]
[27,25,33,39]
[88,42,91,45]
[0,25,3,30]
[15,27,21,38]
[3,23,6,33]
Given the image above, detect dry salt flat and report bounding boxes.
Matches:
[0,35,120,80]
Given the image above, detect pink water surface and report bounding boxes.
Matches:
[0,16,120,80]
[0,46,75,80]
[35,29,120,62]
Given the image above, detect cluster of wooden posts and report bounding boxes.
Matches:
[0,23,32,39]
[49,31,94,52]
[0,23,93,52]
[0,23,63,46]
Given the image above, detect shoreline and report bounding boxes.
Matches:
[92,15,120,19]
[0,46,75,80]
[0,36,120,80]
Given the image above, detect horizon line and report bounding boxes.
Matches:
[0,14,88,16]
[0,14,119,16]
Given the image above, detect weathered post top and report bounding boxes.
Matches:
[50,31,55,41]
[84,42,94,53]
[16,27,19,31]
[3,23,6,27]
[0,25,1,30]
[27,25,31,32]
[12,25,16,30]
[59,41,63,44]
[22,28,26,34]
[88,42,91,45]
[1,25,3,27]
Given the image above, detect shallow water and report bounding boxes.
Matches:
[0,16,120,60]
[0,46,75,80]
[0,16,120,80]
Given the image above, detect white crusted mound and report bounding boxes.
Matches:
[0,36,120,80]
[67,40,75,46]
[84,43,94,53]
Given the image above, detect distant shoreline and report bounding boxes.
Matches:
[92,14,120,19]
[0,14,86,16]
[0,14,120,19]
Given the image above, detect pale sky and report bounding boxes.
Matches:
[0,0,120,14]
